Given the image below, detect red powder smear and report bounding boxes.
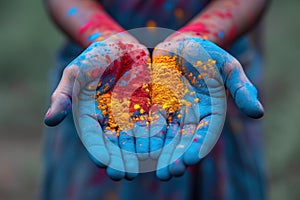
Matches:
[105,54,112,65]
[107,49,150,100]
[91,68,102,79]
[117,40,132,50]
[180,23,210,34]
[97,53,135,94]
[111,53,134,82]
[78,13,122,37]
[140,50,146,57]
[135,51,147,63]
[212,10,232,18]
[202,13,211,19]
[129,86,150,114]
[213,32,219,38]
[193,138,198,142]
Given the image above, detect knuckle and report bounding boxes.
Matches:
[63,65,75,76]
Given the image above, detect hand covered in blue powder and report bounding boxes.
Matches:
[152,35,264,181]
[44,34,151,181]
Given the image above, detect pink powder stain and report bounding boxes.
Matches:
[213,10,233,19]
[78,13,122,38]
[91,69,101,79]
[105,54,112,64]
[46,109,51,118]
[180,23,210,34]
[202,13,211,19]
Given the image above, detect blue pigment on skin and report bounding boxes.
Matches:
[218,31,225,38]
[134,120,150,160]
[44,98,72,126]
[152,38,264,179]
[67,7,78,16]
[88,32,102,41]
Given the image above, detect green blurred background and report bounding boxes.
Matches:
[0,0,299,199]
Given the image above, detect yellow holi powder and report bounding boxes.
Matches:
[194,59,218,79]
[96,37,103,41]
[150,55,187,116]
[134,104,140,110]
[95,55,217,134]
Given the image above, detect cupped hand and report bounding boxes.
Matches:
[44,34,151,180]
[152,35,264,180]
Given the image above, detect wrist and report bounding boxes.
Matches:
[77,12,128,47]
[164,31,209,43]
[165,29,227,49]
[168,18,232,48]
[81,29,140,47]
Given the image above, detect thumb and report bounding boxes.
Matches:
[44,65,77,126]
[224,57,264,118]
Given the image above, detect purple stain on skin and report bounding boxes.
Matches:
[88,32,102,41]
[67,7,78,16]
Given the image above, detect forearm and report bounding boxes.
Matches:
[176,0,269,48]
[44,0,125,47]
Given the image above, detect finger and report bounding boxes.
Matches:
[181,38,263,118]
[181,76,225,166]
[74,92,110,168]
[134,119,150,160]
[44,65,77,126]
[183,114,223,165]
[199,40,264,118]
[104,130,126,181]
[156,122,180,181]
[44,40,116,127]
[153,40,185,57]
[149,110,167,159]
[223,57,264,118]
[169,105,197,177]
[169,124,196,176]
[169,157,186,177]
[79,115,109,168]
[119,129,139,180]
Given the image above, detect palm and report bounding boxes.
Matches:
[153,37,264,180]
[45,37,151,180]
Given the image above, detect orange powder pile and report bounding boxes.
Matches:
[95,55,217,135]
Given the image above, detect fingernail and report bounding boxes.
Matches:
[45,109,51,118]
